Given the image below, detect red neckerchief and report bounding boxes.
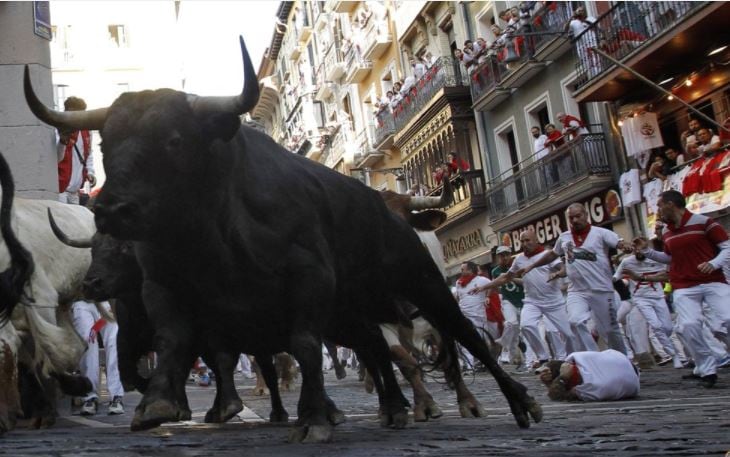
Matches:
[457,274,476,287]
[524,245,545,258]
[564,364,582,388]
[570,224,592,247]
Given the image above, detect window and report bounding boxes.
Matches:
[108,25,128,47]
[524,92,553,148]
[495,117,525,200]
[53,85,69,111]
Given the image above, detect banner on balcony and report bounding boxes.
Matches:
[620,112,664,158]
[499,188,623,253]
[643,159,730,235]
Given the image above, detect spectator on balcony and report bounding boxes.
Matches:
[544,123,565,150]
[446,152,470,175]
[432,162,451,186]
[557,112,589,140]
[421,50,437,68]
[410,57,426,82]
[648,155,668,181]
[568,6,599,77]
[695,128,722,157]
[681,118,702,158]
[473,37,489,64]
[532,126,549,160]
[662,148,685,175]
[454,48,474,74]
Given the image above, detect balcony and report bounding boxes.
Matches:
[333,1,358,14]
[315,63,336,101]
[471,2,575,111]
[324,42,346,81]
[483,130,612,224]
[344,45,372,84]
[421,172,487,227]
[322,126,348,169]
[361,15,392,60]
[571,2,726,102]
[373,108,396,151]
[353,128,383,169]
[374,56,470,145]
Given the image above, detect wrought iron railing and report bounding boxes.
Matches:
[470,1,572,103]
[484,130,611,222]
[373,108,396,147]
[572,1,702,90]
[344,44,372,71]
[373,56,469,144]
[418,170,487,216]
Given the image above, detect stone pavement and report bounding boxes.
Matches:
[2,364,729,456]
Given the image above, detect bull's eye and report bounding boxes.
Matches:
[166,134,182,150]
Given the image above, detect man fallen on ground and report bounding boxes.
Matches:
[537,349,640,401]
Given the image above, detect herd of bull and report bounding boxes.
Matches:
[0,36,542,443]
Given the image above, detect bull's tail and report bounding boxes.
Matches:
[0,151,35,326]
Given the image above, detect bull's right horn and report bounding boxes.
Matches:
[47,208,92,248]
[408,175,454,211]
[24,66,108,131]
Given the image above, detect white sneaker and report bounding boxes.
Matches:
[672,356,684,369]
[108,396,124,415]
[80,398,98,416]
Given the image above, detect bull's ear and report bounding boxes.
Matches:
[200,113,241,142]
[409,209,447,231]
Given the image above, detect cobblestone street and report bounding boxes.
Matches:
[2,364,729,456]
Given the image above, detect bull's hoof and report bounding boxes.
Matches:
[334,365,347,380]
[130,399,179,431]
[413,398,443,422]
[458,398,485,418]
[279,381,294,392]
[378,408,409,429]
[327,407,346,426]
[203,399,242,424]
[527,396,543,423]
[288,424,333,443]
[364,376,374,394]
[251,386,269,396]
[270,408,289,423]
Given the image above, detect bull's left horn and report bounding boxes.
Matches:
[47,208,92,248]
[188,36,260,115]
[24,66,108,131]
[408,176,454,211]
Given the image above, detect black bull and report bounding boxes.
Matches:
[25,37,541,441]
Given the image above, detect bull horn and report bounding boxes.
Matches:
[24,66,108,131]
[47,208,92,248]
[188,36,260,115]
[408,174,454,211]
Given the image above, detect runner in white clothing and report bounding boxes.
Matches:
[454,261,492,369]
[613,245,682,368]
[516,203,628,354]
[472,230,578,368]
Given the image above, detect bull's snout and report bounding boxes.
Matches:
[94,201,140,236]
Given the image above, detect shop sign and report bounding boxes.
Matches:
[33,2,52,41]
[442,228,487,262]
[500,188,622,253]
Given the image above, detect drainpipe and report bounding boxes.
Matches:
[460,2,474,41]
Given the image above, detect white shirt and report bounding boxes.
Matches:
[56,130,95,194]
[533,134,549,159]
[509,250,564,305]
[697,135,721,155]
[553,226,619,292]
[569,17,597,43]
[454,276,491,321]
[568,350,640,401]
[613,255,667,298]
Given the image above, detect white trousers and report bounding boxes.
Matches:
[461,314,490,368]
[58,191,80,204]
[568,290,627,354]
[673,282,730,376]
[633,296,676,356]
[521,300,575,361]
[72,301,123,400]
[498,299,521,362]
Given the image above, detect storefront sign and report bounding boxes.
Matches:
[442,228,487,262]
[33,2,52,41]
[500,188,622,252]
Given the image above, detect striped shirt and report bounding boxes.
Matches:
[662,210,729,289]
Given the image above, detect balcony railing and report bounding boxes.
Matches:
[344,44,372,84]
[361,13,391,60]
[471,1,572,105]
[324,41,346,81]
[484,130,611,222]
[419,171,487,221]
[374,56,469,143]
[573,1,701,90]
[373,108,396,148]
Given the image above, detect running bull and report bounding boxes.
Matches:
[25,36,542,442]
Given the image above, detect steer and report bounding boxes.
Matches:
[0,151,92,432]
[25,36,542,443]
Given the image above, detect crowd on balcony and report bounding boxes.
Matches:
[373,51,440,120]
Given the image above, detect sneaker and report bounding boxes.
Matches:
[657,356,673,366]
[80,398,98,416]
[672,356,684,369]
[699,374,717,388]
[108,396,124,415]
[682,372,702,380]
